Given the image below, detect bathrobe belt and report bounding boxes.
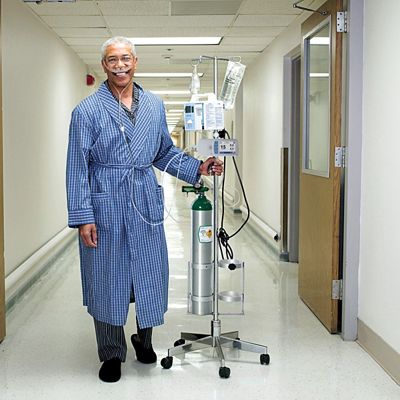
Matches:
[90,160,153,209]
[90,160,152,171]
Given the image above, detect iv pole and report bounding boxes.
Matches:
[161,56,270,379]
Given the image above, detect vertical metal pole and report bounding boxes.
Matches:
[212,57,219,323]
[0,0,5,344]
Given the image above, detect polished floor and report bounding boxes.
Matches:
[1,177,399,400]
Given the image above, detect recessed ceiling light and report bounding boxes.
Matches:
[164,101,188,105]
[135,72,203,78]
[151,90,191,95]
[130,37,221,45]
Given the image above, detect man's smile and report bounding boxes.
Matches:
[112,69,131,77]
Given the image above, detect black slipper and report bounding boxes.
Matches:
[130,334,157,364]
[99,358,121,383]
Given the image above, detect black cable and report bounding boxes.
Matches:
[218,149,235,259]
[216,130,251,259]
[228,155,251,239]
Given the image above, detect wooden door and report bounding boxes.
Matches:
[0,0,5,343]
[298,0,345,333]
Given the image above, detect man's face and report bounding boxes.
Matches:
[102,43,137,89]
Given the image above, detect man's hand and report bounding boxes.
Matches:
[199,157,224,176]
[79,223,97,248]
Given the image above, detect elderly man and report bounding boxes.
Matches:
[66,36,222,382]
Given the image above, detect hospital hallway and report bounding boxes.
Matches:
[0,176,398,400]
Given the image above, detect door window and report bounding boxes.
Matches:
[303,20,331,177]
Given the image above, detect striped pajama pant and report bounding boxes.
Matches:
[93,317,153,362]
[93,289,152,362]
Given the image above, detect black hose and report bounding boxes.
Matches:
[217,130,251,260]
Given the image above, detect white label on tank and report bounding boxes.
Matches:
[198,226,213,243]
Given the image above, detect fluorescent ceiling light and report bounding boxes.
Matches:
[130,37,221,45]
[151,90,191,95]
[310,73,329,77]
[136,72,203,78]
[164,101,187,105]
[310,37,330,45]
[167,109,184,113]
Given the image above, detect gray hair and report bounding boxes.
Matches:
[101,36,136,60]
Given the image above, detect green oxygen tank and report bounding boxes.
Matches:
[182,185,214,315]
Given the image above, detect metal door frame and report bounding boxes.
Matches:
[341,0,363,341]
[283,47,301,263]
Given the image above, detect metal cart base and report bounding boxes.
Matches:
[161,319,270,378]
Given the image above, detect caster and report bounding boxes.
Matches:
[161,356,173,369]
[219,366,231,379]
[233,338,241,349]
[260,353,270,365]
[174,339,185,347]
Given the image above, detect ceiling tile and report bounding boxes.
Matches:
[171,0,241,15]
[26,2,101,16]
[240,0,302,15]
[41,16,106,28]
[25,0,309,94]
[110,27,227,37]
[64,37,107,46]
[226,26,285,37]
[221,36,273,47]
[234,14,297,27]
[104,15,235,28]
[54,28,110,38]
[97,1,169,16]
[168,0,239,2]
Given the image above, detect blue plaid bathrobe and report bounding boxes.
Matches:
[66,82,201,328]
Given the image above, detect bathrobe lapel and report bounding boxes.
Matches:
[97,82,152,164]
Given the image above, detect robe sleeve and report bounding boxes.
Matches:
[66,107,95,228]
[153,102,201,185]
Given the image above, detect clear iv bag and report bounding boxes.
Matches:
[219,60,246,109]
[190,64,201,94]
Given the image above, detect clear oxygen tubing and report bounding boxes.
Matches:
[108,74,194,226]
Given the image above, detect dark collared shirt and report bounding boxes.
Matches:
[106,81,140,126]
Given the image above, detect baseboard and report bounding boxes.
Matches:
[5,227,76,311]
[191,178,281,255]
[357,319,400,385]
[239,206,280,254]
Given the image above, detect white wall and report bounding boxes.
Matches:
[2,0,93,276]
[242,0,325,235]
[359,0,400,353]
